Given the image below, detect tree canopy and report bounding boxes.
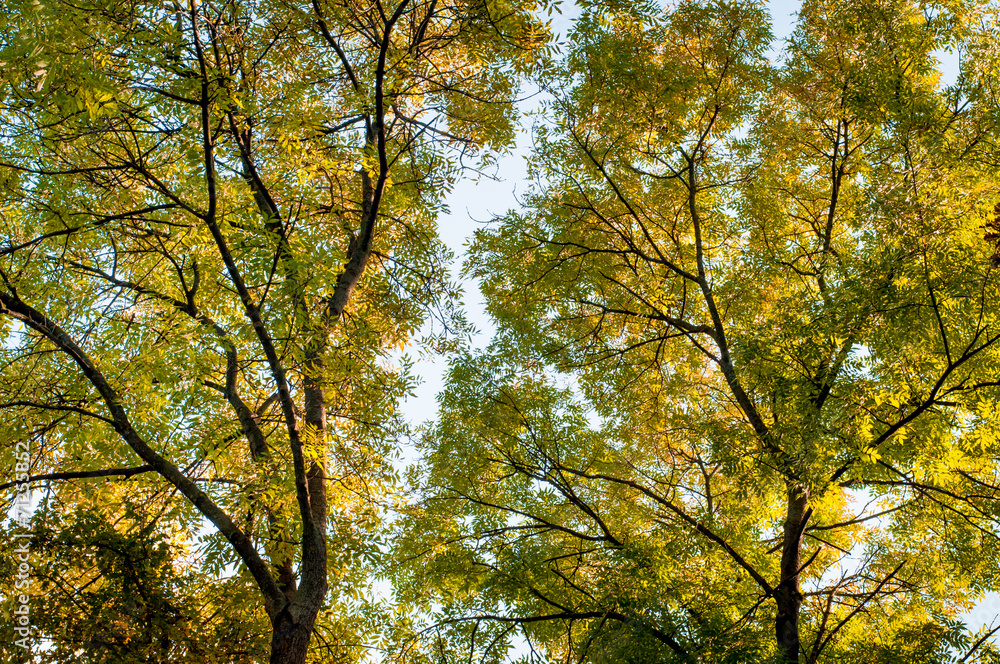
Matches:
[5,0,1000,663]
[0,0,546,660]
[399,0,1000,662]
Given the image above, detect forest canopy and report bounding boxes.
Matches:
[4,0,1000,663]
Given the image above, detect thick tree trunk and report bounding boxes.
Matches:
[269,609,317,664]
[775,485,810,663]
[266,364,329,664]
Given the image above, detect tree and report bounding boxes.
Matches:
[400,0,1000,662]
[0,0,547,660]
[2,501,269,663]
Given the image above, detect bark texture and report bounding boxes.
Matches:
[270,610,317,664]
[775,486,811,663]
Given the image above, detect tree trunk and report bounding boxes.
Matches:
[269,609,316,664]
[775,485,810,663]
[265,363,329,664]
